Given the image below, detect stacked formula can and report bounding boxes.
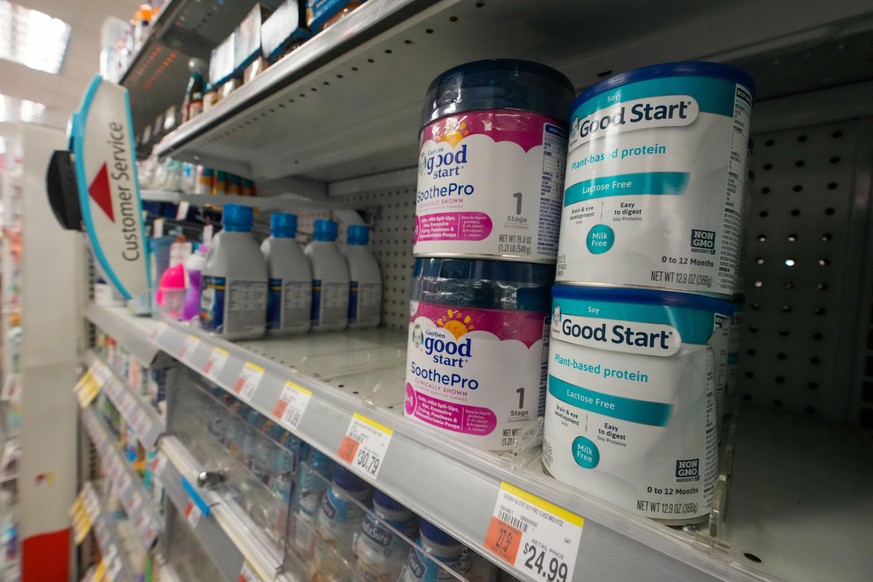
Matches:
[404,60,575,451]
[543,62,755,524]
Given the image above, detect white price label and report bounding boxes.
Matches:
[202,347,230,380]
[176,200,190,221]
[150,454,168,480]
[238,561,263,582]
[92,361,113,385]
[233,362,264,402]
[184,499,202,528]
[484,482,583,582]
[127,490,143,516]
[106,555,123,581]
[338,413,393,479]
[272,381,312,430]
[151,321,168,342]
[179,335,200,361]
[117,472,133,496]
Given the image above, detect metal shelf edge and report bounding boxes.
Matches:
[85,303,163,366]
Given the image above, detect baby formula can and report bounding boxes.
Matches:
[557,62,755,298]
[416,59,574,263]
[543,286,733,524]
[405,258,553,451]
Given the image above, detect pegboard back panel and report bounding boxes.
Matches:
[739,120,871,425]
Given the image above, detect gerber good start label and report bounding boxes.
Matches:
[415,111,567,263]
[405,301,549,451]
[557,65,753,297]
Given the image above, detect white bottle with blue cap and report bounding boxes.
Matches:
[304,219,350,331]
[200,204,268,339]
[261,212,312,335]
[314,465,374,581]
[343,225,382,329]
[353,489,418,582]
[400,519,464,582]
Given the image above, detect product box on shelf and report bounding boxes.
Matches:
[262,0,312,63]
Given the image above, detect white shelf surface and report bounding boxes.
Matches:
[79,482,138,582]
[80,405,164,551]
[85,304,162,366]
[157,437,292,582]
[154,0,873,183]
[151,318,741,582]
[85,350,165,449]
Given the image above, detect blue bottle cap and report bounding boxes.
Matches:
[313,219,338,242]
[332,465,371,492]
[419,519,458,547]
[348,224,369,246]
[270,213,297,238]
[421,59,574,128]
[373,489,409,513]
[223,204,253,232]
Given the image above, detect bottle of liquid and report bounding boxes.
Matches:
[261,213,312,335]
[343,225,382,329]
[314,466,374,581]
[181,58,207,123]
[304,219,350,331]
[200,204,268,339]
[182,244,206,321]
[292,450,335,561]
[401,520,464,582]
[354,490,418,582]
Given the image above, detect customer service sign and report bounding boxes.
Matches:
[71,75,149,299]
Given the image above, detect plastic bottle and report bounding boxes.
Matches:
[261,213,312,335]
[314,466,374,582]
[353,490,418,582]
[182,245,206,321]
[401,520,464,582]
[343,225,382,329]
[292,450,335,561]
[304,219,350,331]
[200,204,268,339]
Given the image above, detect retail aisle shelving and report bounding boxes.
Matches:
[85,304,163,367]
[76,482,137,582]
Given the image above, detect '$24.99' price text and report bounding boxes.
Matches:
[522,543,568,582]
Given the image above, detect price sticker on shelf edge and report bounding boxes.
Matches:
[484,482,583,582]
[272,381,312,430]
[203,347,230,380]
[151,321,168,342]
[184,499,203,528]
[179,335,200,361]
[92,560,107,582]
[338,412,393,479]
[151,453,168,480]
[238,561,263,582]
[234,362,264,402]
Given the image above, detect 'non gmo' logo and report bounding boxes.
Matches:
[675,458,699,481]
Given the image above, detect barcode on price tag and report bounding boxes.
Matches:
[184,499,203,528]
[203,347,230,380]
[484,482,583,582]
[338,413,393,479]
[179,335,200,361]
[233,362,264,401]
[272,381,312,430]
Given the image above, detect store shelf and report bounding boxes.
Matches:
[152,318,873,582]
[78,482,138,582]
[120,0,275,136]
[154,0,873,183]
[85,303,163,366]
[84,350,165,450]
[139,190,348,211]
[156,437,290,582]
[81,406,164,551]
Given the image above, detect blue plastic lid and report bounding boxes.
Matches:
[412,258,553,311]
[223,204,254,232]
[421,59,575,128]
[573,61,756,111]
[348,224,369,246]
[419,519,459,547]
[313,219,338,242]
[332,465,371,492]
[373,489,409,513]
[271,212,297,238]
[551,285,734,315]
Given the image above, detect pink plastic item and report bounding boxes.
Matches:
[155,263,187,319]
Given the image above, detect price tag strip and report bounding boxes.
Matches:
[484,482,584,582]
[203,347,230,380]
[151,321,168,342]
[238,561,263,582]
[233,362,265,402]
[74,370,102,408]
[338,413,394,479]
[178,335,200,361]
[184,499,203,528]
[272,381,312,430]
